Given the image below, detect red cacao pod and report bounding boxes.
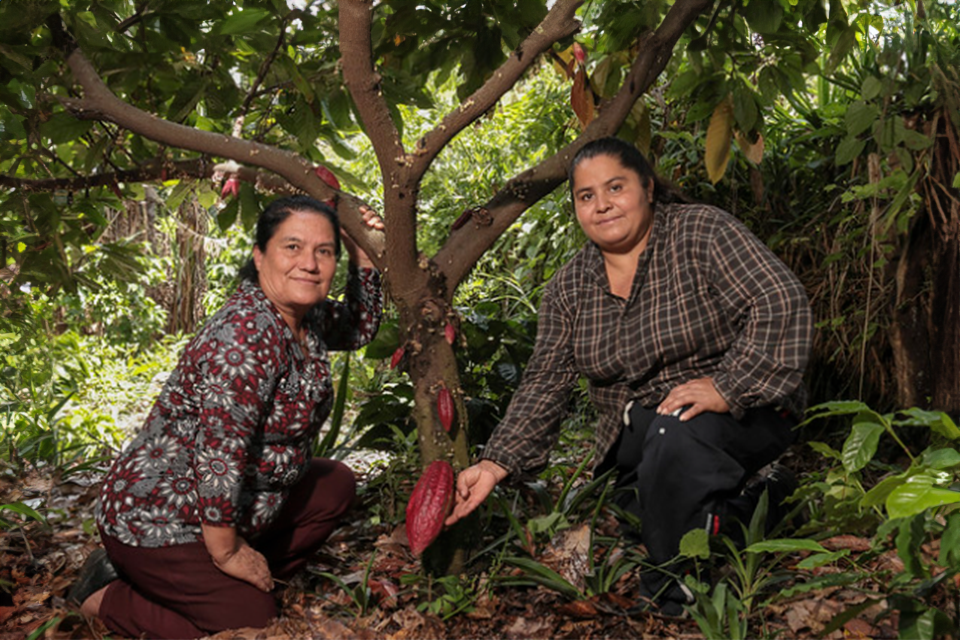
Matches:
[406,460,454,555]
[390,346,405,369]
[437,387,454,432]
[444,323,456,346]
[451,208,473,230]
[315,165,340,190]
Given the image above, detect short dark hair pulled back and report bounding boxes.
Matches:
[239,195,342,282]
[568,136,690,205]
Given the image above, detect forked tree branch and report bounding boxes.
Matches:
[407,0,582,183]
[435,0,715,290]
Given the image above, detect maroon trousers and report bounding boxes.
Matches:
[98,458,356,639]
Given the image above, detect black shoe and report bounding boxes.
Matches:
[67,548,119,607]
[628,575,694,618]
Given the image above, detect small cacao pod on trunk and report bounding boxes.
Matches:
[406,460,454,555]
[314,165,340,190]
[437,386,454,432]
[444,323,456,346]
[390,346,405,369]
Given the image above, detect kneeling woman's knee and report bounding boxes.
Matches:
[311,458,357,511]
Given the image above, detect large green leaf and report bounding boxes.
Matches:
[844,101,879,137]
[835,134,866,166]
[887,478,960,519]
[744,0,783,34]
[38,113,94,145]
[841,418,884,473]
[218,8,272,36]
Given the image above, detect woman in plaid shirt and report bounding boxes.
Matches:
[447,137,812,616]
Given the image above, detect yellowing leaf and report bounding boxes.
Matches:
[571,67,595,130]
[631,100,651,156]
[705,97,734,184]
[735,130,764,165]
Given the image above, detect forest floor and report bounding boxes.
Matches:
[0,445,912,640]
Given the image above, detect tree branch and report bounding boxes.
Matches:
[237,13,291,122]
[338,0,404,174]
[54,42,385,265]
[435,0,715,290]
[0,158,298,195]
[339,0,418,287]
[408,0,582,183]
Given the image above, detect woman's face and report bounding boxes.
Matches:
[572,154,655,256]
[254,210,338,325]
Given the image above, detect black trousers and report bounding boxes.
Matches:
[601,403,795,569]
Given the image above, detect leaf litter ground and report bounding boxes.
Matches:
[0,448,912,640]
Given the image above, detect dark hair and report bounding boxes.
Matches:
[568,136,690,205]
[239,195,342,282]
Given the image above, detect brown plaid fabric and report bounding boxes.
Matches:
[482,203,813,476]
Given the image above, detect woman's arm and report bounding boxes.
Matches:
[303,206,384,350]
[702,215,813,419]
[445,274,582,527]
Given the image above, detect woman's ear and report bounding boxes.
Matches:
[253,246,263,272]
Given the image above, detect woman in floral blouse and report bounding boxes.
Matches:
[68,195,383,638]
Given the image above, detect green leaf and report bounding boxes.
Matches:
[0,502,46,524]
[732,84,758,133]
[39,113,94,145]
[887,480,960,519]
[861,472,908,508]
[939,513,960,568]
[503,557,581,599]
[895,513,926,578]
[826,26,857,74]
[804,400,871,420]
[679,528,710,559]
[835,135,866,166]
[861,76,883,100]
[896,408,960,439]
[219,8,271,35]
[898,609,936,640]
[744,0,783,33]
[796,549,850,569]
[918,448,960,470]
[746,538,828,554]
[841,418,884,473]
[807,440,842,460]
[238,182,260,230]
[317,353,350,456]
[844,101,879,137]
[217,198,239,232]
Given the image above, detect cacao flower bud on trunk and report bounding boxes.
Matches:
[444,323,456,346]
[437,386,454,432]
[573,42,586,63]
[220,177,240,200]
[406,460,454,555]
[390,346,405,369]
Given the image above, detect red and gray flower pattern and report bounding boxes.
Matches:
[96,266,381,547]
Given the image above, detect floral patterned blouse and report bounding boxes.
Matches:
[96,266,382,547]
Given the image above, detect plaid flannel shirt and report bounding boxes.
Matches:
[482,203,812,477]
